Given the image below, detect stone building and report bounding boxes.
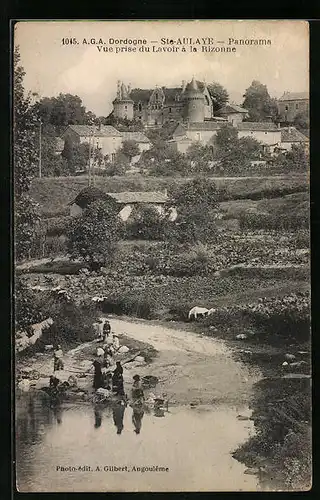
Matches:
[61,124,151,164]
[170,121,282,154]
[278,92,309,123]
[112,77,215,127]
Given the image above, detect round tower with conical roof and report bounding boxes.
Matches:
[183,77,205,123]
[113,81,134,120]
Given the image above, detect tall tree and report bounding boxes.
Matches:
[169,178,221,243]
[67,199,121,270]
[242,80,278,122]
[119,140,140,162]
[13,47,40,260]
[207,82,229,112]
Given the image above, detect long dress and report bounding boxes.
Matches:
[93,360,104,390]
[112,366,124,396]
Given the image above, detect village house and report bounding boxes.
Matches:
[61,125,151,166]
[277,91,309,123]
[68,187,177,222]
[170,120,282,154]
[279,126,309,152]
[216,103,249,125]
[61,124,123,163]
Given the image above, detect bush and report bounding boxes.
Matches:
[101,295,156,319]
[204,292,310,342]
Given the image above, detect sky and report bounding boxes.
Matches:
[15,20,309,116]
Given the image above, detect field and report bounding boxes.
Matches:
[30,174,308,217]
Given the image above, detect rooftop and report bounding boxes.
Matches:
[278,92,309,102]
[237,122,279,132]
[218,104,248,114]
[119,131,151,143]
[65,125,122,138]
[71,188,169,207]
[280,127,309,143]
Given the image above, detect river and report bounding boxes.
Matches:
[16,317,265,492]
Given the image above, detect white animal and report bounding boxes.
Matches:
[188,306,209,320]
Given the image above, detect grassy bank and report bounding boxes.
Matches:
[30,174,308,217]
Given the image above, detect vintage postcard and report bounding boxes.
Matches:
[14,20,311,492]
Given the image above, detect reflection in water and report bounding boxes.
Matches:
[112,399,126,434]
[132,404,144,434]
[16,392,258,492]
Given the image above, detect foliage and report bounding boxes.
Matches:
[15,193,41,262]
[207,82,229,112]
[33,93,95,129]
[67,199,121,270]
[293,111,309,131]
[103,115,145,131]
[15,277,46,330]
[185,143,214,174]
[61,138,90,174]
[126,204,167,240]
[13,46,39,195]
[204,292,310,341]
[242,80,278,122]
[273,144,309,174]
[119,140,140,161]
[73,186,110,209]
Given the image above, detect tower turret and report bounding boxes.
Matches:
[113,81,134,120]
[183,77,205,123]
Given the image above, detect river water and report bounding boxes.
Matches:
[16,390,259,492]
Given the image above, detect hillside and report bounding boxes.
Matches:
[30,174,308,217]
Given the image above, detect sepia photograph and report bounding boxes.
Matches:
[14,20,311,492]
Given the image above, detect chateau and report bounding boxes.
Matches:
[112,77,217,127]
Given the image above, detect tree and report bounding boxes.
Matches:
[169,178,221,243]
[67,199,121,270]
[293,111,309,131]
[14,47,41,260]
[207,82,229,112]
[242,80,278,122]
[61,139,90,173]
[214,123,238,151]
[15,195,41,260]
[185,143,213,173]
[34,93,89,129]
[119,140,140,162]
[13,46,39,194]
[273,144,309,173]
[126,205,167,240]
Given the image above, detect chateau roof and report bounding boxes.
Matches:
[237,122,279,132]
[185,77,200,92]
[130,81,209,105]
[280,127,309,143]
[65,125,122,138]
[278,92,309,102]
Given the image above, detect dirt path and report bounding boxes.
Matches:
[109,318,262,406]
[18,317,262,407]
